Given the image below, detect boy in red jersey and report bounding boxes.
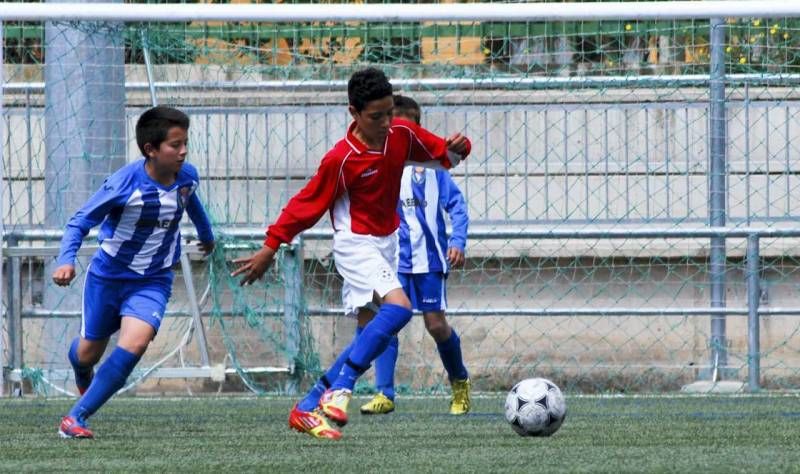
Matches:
[232,68,470,440]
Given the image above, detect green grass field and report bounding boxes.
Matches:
[2,395,800,473]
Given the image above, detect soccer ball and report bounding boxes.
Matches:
[504,378,566,437]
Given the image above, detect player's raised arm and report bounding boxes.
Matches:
[232,153,344,286]
[398,118,472,170]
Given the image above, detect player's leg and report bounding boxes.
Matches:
[361,274,414,415]
[323,288,411,423]
[61,275,169,438]
[359,335,398,415]
[67,270,114,396]
[68,336,108,396]
[60,271,123,439]
[420,272,470,415]
[289,295,378,438]
[320,233,412,425]
[297,324,366,412]
[289,325,361,441]
[64,316,152,437]
[424,310,470,414]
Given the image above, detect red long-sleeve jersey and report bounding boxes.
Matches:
[264,118,471,250]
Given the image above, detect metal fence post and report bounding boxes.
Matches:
[746,234,761,391]
[0,20,5,396]
[708,17,728,379]
[8,242,22,395]
[180,253,211,367]
[281,239,303,395]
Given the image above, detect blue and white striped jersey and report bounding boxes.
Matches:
[397,167,468,274]
[57,159,214,279]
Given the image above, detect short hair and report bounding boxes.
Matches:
[348,67,393,112]
[393,94,421,124]
[135,106,190,157]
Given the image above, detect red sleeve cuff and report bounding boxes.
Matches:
[264,234,283,250]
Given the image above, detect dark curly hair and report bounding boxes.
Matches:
[348,67,393,112]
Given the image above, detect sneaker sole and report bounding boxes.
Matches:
[321,410,348,427]
[289,423,341,440]
[360,407,395,415]
[58,429,92,439]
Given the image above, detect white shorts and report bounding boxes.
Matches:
[333,231,402,317]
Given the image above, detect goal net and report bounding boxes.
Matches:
[4,2,800,396]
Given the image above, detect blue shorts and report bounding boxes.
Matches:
[398,272,447,312]
[81,270,173,340]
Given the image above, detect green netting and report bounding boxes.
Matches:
[4,9,800,397]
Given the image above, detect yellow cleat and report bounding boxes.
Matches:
[319,388,352,427]
[360,392,395,415]
[450,378,471,415]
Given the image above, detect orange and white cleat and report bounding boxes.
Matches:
[288,404,342,440]
[58,416,94,439]
[319,388,352,427]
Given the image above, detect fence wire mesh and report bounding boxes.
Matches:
[4,11,800,395]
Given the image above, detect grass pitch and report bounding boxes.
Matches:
[1,394,799,473]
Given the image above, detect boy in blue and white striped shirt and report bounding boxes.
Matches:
[361,95,471,416]
[53,106,215,439]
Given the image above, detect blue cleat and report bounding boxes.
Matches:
[58,416,94,439]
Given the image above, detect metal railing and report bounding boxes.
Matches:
[3,225,800,394]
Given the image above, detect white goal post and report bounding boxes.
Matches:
[0,1,799,22]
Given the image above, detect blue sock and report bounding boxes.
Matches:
[68,337,94,391]
[374,336,399,400]
[297,327,364,412]
[437,329,468,381]
[332,304,412,391]
[68,347,140,420]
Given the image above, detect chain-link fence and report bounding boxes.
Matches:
[4,3,800,395]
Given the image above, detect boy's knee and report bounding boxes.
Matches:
[424,312,451,342]
[79,352,103,366]
[76,340,107,366]
[119,339,151,357]
[382,289,412,310]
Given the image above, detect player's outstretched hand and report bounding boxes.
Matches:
[197,240,215,256]
[445,133,469,156]
[231,245,276,286]
[447,247,465,268]
[52,264,76,286]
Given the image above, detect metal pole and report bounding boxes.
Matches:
[708,17,728,379]
[281,240,303,395]
[140,29,212,368]
[746,234,761,391]
[0,20,5,395]
[180,253,210,367]
[140,29,158,106]
[5,2,800,23]
[9,251,22,390]
[44,1,127,370]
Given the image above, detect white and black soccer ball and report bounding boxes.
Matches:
[504,377,566,437]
